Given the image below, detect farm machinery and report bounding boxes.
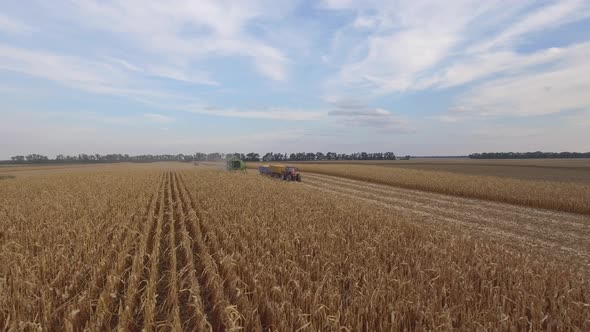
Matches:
[258,164,302,182]
[226,157,247,171]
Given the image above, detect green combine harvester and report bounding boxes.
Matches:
[226,156,247,171]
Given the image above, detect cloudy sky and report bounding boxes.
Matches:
[1,0,589,158]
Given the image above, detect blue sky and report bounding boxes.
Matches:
[1,0,589,158]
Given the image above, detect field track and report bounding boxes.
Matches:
[302,172,590,267]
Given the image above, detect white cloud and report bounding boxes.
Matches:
[188,107,324,121]
[420,47,565,89]
[452,43,590,117]
[410,1,590,90]
[0,43,209,109]
[353,15,378,29]
[168,102,409,127]
[104,57,141,72]
[326,97,409,131]
[324,1,509,95]
[102,57,219,86]
[145,65,219,86]
[324,0,590,97]
[144,113,175,123]
[50,0,290,81]
[1,0,590,157]
[0,44,124,93]
[469,0,588,54]
[0,14,32,34]
[340,28,457,93]
[330,108,409,131]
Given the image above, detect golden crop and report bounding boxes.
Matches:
[0,166,588,331]
[248,163,590,215]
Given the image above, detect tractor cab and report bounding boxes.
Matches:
[286,166,297,175]
[285,166,301,182]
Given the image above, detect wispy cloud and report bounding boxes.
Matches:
[0,43,209,110]
[324,0,590,97]
[327,98,409,131]
[0,43,134,95]
[0,1,589,157]
[144,113,175,123]
[417,47,565,89]
[187,106,325,121]
[323,0,514,94]
[48,0,291,81]
[451,43,590,118]
[145,66,219,86]
[468,0,588,54]
[0,14,32,34]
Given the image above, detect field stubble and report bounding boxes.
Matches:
[247,163,590,215]
[301,173,590,267]
[0,166,588,330]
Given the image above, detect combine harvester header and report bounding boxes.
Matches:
[259,164,302,182]
[226,157,247,171]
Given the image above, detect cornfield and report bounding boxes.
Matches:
[1,166,589,331]
[250,163,590,215]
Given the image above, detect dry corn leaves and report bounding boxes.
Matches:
[0,167,588,331]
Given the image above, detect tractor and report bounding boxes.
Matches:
[259,164,301,182]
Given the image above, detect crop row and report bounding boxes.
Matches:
[1,167,589,330]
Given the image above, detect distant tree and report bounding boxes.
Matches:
[245,153,260,162]
[261,153,272,162]
[207,153,223,161]
[6,150,418,164]
[469,151,590,159]
[10,155,25,163]
[193,153,206,161]
[24,154,48,163]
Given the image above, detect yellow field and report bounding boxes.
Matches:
[293,158,590,184]
[1,163,589,330]
[248,162,590,215]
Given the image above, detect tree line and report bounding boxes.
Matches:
[7,153,225,164]
[259,152,397,161]
[5,151,398,164]
[469,151,590,159]
[8,151,588,164]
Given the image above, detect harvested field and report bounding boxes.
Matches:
[382,161,590,184]
[248,163,590,215]
[287,158,590,184]
[302,172,590,267]
[1,164,589,330]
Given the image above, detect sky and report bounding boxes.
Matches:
[1,0,590,158]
